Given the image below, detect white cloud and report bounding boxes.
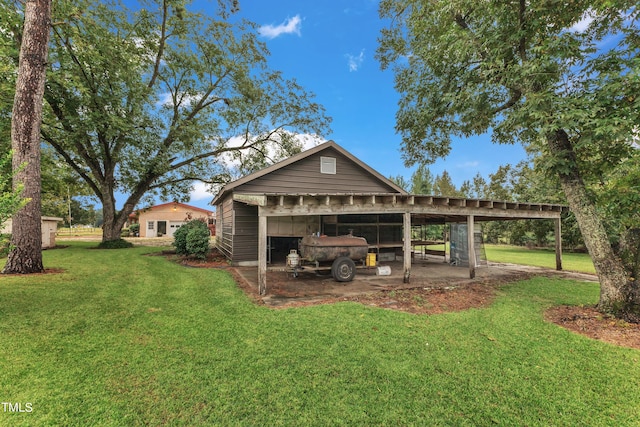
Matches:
[218,132,326,172]
[190,132,326,200]
[569,10,595,33]
[259,15,302,39]
[346,49,365,72]
[190,182,214,201]
[157,91,203,109]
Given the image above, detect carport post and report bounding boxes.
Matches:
[258,211,267,295]
[403,212,411,283]
[467,215,476,279]
[555,217,563,271]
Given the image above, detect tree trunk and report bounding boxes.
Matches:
[100,194,133,242]
[619,228,640,281]
[2,0,52,274]
[547,130,638,321]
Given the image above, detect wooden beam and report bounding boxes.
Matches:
[555,217,563,271]
[258,212,267,295]
[467,215,476,279]
[403,212,412,283]
[233,194,267,206]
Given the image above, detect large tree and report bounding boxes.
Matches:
[2,0,52,274]
[410,164,434,194]
[378,1,639,320]
[3,0,331,243]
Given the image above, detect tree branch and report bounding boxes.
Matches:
[518,0,527,62]
[147,0,169,89]
[43,89,105,181]
[41,130,103,200]
[491,89,523,114]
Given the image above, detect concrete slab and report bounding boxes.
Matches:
[232,256,597,307]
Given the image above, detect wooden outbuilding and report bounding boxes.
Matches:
[211,141,567,295]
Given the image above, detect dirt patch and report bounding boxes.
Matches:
[177,248,231,268]
[325,283,496,315]
[545,305,640,350]
[1,267,66,276]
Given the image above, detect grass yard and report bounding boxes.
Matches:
[1,242,637,426]
[484,244,596,274]
[422,243,596,275]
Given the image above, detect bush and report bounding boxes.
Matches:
[129,223,140,236]
[120,228,130,238]
[173,220,210,258]
[0,234,11,258]
[97,239,134,249]
[186,225,211,260]
[173,224,191,255]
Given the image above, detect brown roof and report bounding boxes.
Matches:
[132,202,213,217]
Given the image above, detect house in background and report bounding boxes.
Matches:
[129,202,215,238]
[1,216,64,249]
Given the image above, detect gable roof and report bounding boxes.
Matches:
[212,140,406,205]
[132,202,213,217]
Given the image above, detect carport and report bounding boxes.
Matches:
[234,192,567,295]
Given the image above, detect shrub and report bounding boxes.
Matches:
[0,233,11,258]
[186,225,211,260]
[120,228,130,238]
[97,239,134,249]
[173,223,191,255]
[173,220,210,258]
[129,223,140,236]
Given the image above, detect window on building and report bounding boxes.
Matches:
[320,156,336,174]
[148,222,154,230]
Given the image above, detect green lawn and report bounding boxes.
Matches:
[1,242,637,426]
[484,244,596,274]
[422,243,597,275]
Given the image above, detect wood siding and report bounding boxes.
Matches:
[216,196,234,259]
[233,147,397,195]
[232,201,258,263]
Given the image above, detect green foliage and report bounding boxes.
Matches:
[1,0,331,242]
[378,0,639,164]
[0,151,28,227]
[129,223,140,235]
[433,170,460,197]
[186,223,211,260]
[96,238,133,249]
[173,220,210,258]
[388,174,409,191]
[173,222,191,255]
[410,164,434,194]
[0,233,10,257]
[377,0,638,261]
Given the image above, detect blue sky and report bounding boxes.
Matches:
[181,0,528,210]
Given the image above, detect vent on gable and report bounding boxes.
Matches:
[320,156,336,174]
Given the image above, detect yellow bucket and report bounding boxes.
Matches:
[366,252,376,267]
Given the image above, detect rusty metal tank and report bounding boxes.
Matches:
[299,235,369,263]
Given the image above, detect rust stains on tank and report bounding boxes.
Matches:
[299,235,369,263]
